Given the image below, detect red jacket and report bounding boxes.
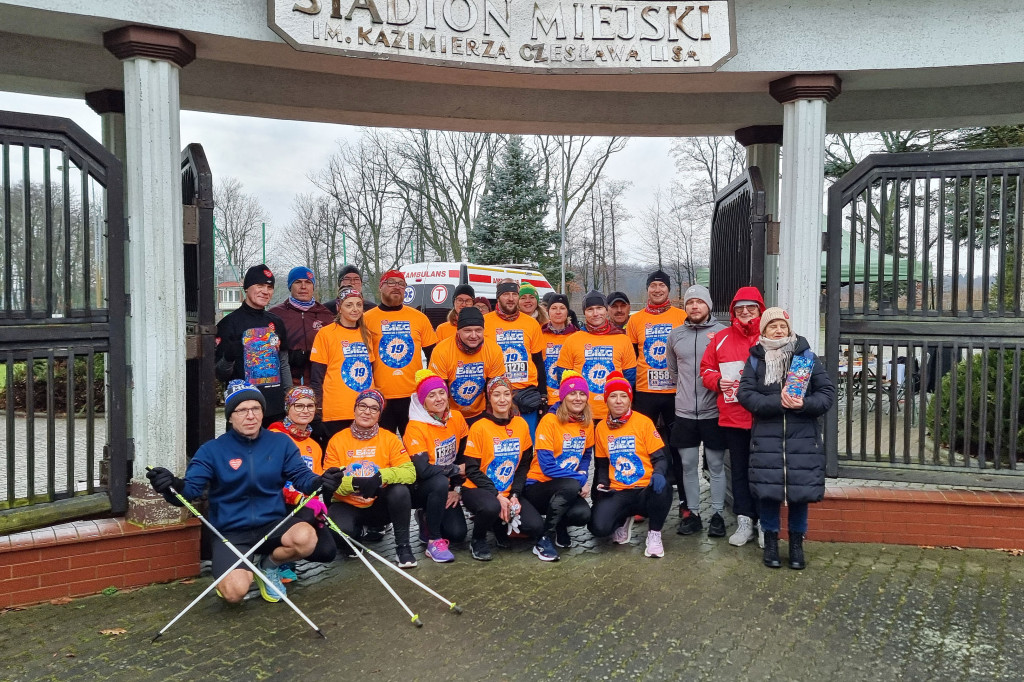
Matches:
[699,286,765,429]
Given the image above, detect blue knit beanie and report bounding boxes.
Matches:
[287,266,315,289]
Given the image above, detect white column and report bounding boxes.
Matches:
[105,26,195,524]
[771,75,841,354]
[746,144,779,307]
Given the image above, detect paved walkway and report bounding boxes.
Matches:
[2,515,1021,681]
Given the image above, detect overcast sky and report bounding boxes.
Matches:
[0,91,677,251]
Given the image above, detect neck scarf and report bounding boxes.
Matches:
[606,409,632,430]
[587,320,625,336]
[282,417,311,440]
[566,411,587,424]
[733,316,761,338]
[289,297,316,310]
[455,334,483,355]
[760,334,798,386]
[496,308,520,322]
[541,322,578,336]
[350,423,379,441]
[645,299,672,315]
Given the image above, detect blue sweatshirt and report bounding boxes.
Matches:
[172,428,322,533]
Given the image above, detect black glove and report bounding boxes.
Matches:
[320,467,343,497]
[146,467,183,496]
[513,386,544,414]
[352,472,383,498]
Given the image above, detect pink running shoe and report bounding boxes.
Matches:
[612,515,634,544]
[644,530,665,558]
[426,538,455,563]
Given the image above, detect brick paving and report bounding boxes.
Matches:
[2,498,1022,682]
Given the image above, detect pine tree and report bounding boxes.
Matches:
[469,136,556,280]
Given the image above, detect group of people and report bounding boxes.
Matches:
[146,261,834,604]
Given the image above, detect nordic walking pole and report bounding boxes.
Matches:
[152,489,321,642]
[321,515,424,628]
[339,529,463,615]
[146,467,327,640]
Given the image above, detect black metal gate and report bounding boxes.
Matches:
[181,144,216,460]
[825,148,1024,486]
[0,111,128,520]
[709,166,768,317]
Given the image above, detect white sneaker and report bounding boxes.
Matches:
[612,515,634,544]
[728,515,757,547]
[758,521,765,549]
[644,530,665,558]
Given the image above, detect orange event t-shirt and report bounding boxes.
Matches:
[402,411,469,467]
[324,428,410,508]
[428,337,507,418]
[363,305,438,399]
[436,321,457,342]
[528,413,594,484]
[309,322,375,421]
[626,307,688,393]
[595,411,664,491]
[463,416,532,497]
[555,332,637,420]
[483,311,544,389]
[540,329,577,404]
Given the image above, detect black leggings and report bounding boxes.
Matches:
[295,506,337,563]
[412,473,468,542]
[722,426,758,521]
[378,397,411,436]
[632,391,683,505]
[589,485,673,535]
[521,478,591,539]
[327,484,412,548]
[461,487,543,541]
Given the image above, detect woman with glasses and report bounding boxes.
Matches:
[699,287,766,547]
[268,386,338,581]
[324,389,418,568]
[310,288,375,446]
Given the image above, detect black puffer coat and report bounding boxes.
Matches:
[736,335,835,504]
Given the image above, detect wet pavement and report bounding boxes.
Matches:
[2,504,1022,682]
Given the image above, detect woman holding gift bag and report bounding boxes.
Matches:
[737,308,835,571]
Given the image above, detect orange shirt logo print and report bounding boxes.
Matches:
[379,319,415,370]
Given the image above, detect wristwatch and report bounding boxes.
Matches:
[453,485,462,494]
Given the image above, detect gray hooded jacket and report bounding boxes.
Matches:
[666,312,726,419]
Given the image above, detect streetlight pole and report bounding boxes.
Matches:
[261,221,266,264]
[559,197,567,294]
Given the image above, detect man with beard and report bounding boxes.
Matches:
[363,269,438,435]
[484,280,548,439]
[215,264,292,427]
[429,307,507,423]
[626,270,690,517]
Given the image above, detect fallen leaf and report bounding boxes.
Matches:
[999,548,1024,556]
[65,653,76,658]
[178,579,195,585]
[50,597,73,605]
[101,587,119,596]
[99,628,127,636]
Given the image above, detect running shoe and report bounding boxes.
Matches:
[425,538,455,563]
[644,530,665,558]
[470,538,492,561]
[612,515,634,544]
[533,536,560,562]
[279,564,298,583]
[253,565,286,603]
[396,544,418,569]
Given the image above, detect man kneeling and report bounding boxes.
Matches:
[147,380,343,604]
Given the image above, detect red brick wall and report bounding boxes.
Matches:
[0,518,200,608]
[792,486,1024,549]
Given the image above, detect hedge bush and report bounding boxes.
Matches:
[927,348,1024,462]
[0,356,106,414]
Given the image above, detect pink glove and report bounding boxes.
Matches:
[306,496,328,519]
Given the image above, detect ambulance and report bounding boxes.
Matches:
[400,262,556,328]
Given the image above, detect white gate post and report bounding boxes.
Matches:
[104,26,195,524]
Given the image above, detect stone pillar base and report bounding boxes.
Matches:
[126,480,189,526]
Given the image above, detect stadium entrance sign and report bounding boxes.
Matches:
[269,1,736,73]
